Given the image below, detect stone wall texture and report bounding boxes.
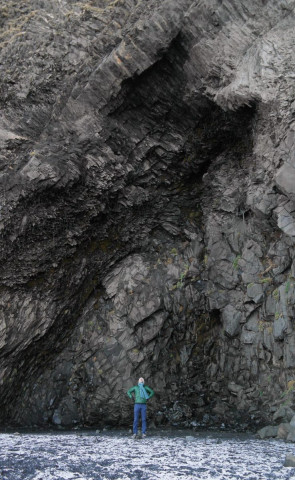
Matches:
[0,0,295,430]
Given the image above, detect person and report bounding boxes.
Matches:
[127,377,154,438]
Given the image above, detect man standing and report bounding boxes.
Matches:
[127,377,154,438]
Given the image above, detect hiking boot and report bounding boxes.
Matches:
[132,433,137,439]
[142,434,146,438]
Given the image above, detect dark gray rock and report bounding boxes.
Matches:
[221,305,241,338]
[273,316,292,341]
[286,430,295,443]
[246,284,264,304]
[284,454,295,467]
[277,423,292,440]
[0,0,295,431]
[52,411,62,426]
[273,406,295,424]
[290,415,295,428]
[257,425,278,439]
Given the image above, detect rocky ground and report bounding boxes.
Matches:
[1,429,295,480]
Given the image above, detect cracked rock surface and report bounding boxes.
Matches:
[1,0,295,430]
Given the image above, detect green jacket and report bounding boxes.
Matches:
[127,385,154,404]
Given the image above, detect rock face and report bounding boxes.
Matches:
[0,0,295,429]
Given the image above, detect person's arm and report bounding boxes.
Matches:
[127,386,135,399]
[145,386,154,398]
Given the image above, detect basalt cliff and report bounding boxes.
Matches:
[1,0,295,431]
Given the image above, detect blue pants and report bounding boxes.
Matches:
[133,403,147,434]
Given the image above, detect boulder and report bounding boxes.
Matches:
[287,429,295,443]
[290,414,295,428]
[52,410,62,426]
[273,406,295,423]
[257,425,278,439]
[277,423,292,440]
[284,454,295,467]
